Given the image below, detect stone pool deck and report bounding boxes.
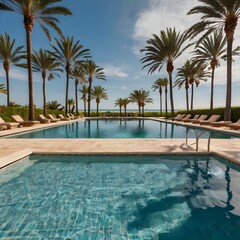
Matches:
[0,117,240,168]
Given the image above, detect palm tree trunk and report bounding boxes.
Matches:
[210,68,215,113]
[159,88,162,117]
[119,106,122,117]
[42,73,46,116]
[65,66,70,115]
[168,72,174,117]
[191,84,194,110]
[142,105,144,117]
[165,86,168,118]
[138,104,141,116]
[186,88,189,112]
[87,78,92,117]
[25,28,34,120]
[75,80,79,116]
[83,98,86,116]
[124,106,127,117]
[4,68,10,107]
[96,101,99,117]
[224,38,233,121]
[185,78,189,112]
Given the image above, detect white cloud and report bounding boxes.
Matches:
[103,65,129,78]
[133,0,199,42]
[0,68,27,81]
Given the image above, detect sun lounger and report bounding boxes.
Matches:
[0,125,7,131]
[67,113,75,119]
[175,114,192,122]
[0,117,20,129]
[69,113,79,119]
[226,119,240,130]
[182,115,200,122]
[172,114,186,121]
[58,114,71,121]
[38,114,51,124]
[48,114,60,121]
[11,115,40,127]
[211,121,232,127]
[199,115,221,125]
[191,115,208,124]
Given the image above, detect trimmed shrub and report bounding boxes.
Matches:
[0,106,64,122]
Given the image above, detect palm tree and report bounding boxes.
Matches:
[19,48,62,116]
[152,77,168,116]
[0,0,72,120]
[192,32,226,112]
[174,60,192,112]
[91,86,108,117]
[46,100,62,110]
[122,98,131,117]
[187,0,240,120]
[82,60,106,117]
[70,65,86,116]
[114,98,124,117]
[189,61,210,110]
[0,84,7,95]
[0,32,24,107]
[50,36,90,115]
[163,78,168,117]
[80,85,88,117]
[129,89,153,117]
[129,90,142,116]
[141,28,191,117]
[67,98,75,113]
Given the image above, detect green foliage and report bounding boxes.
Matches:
[0,106,64,122]
[46,100,63,110]
[177,107,240,122]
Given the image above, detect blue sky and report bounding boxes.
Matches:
[0,0,240,111]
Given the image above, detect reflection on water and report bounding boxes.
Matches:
[0,155,240,239]
[8,119,234,139]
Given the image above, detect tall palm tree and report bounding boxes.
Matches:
[189,61,210,110]
[0,84,7,95]
[192,32,226,112]
[50,36,90,115]
[141,28,191,117]
[0,0,72,120]
[67,98,75,113]
[129,90,142,116]
[122,98,131,117]
[70,65,86,116]
[152,77,168,116]
[129,89,153,117]
[114,98,124,117]
[82,60,106,117]
[19,48,62,116]
[174,60,192,112]
[187,0,240,120]
[163,78,168,117]
[91,86,108,117]
[0,32,24,107]
[80,85,88,117]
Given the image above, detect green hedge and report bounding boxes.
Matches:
[0,106,65,122]
[176,107,240,122]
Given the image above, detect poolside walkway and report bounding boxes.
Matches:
[0,117,240,168]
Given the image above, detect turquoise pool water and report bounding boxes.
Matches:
[0,154,240,239]
[6,119,237,139]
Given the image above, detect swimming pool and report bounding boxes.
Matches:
[6,119,238,139]
[1,154,240,239]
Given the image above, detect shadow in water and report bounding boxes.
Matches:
[127,160,239,240]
